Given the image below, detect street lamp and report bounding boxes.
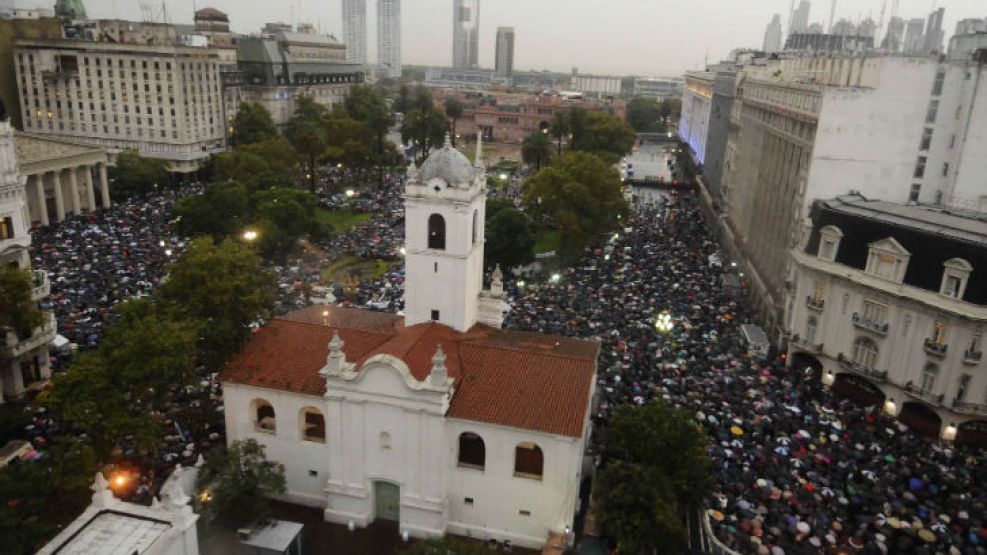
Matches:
[345,189,356,198]
[655,311,674,333]
[550,273,561,283]
[243,229,259,242]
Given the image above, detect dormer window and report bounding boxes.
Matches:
[817,225,842,261]
[865,237,910,283]
[940,258,972,299]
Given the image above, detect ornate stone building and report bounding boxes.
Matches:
[14,132,109,225]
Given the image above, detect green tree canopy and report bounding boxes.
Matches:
[230,101,277,147]
[484,207,536,272]
[521,130,553,171]
[594,400,712,553]
[110,150,170,199]
[158,237,276,367]
[239,137,301,186]
[549,110,570,155]
[175,181,250,238]
[0,265,43,338]
[578,111,637,163]
[523,152,629,259]
[626,97,663,132]
[444,97,464,145]
[401,108,449,163]
[285,95,330,192]
[196,439,286,528]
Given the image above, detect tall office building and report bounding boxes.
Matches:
[903,18,926,54]
[377,0,401,78]
[763,14,783,53]
[452,0,480,69]
[923,7,946,55]
[494,26,514,78]
[790,0,811,35]
[341,0,367,64]
[883,16,906,52]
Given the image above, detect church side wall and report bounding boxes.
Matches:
[444,419,583,549]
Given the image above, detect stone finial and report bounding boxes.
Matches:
[475,131,484,166]
[407,160,419,182]
[490,264,504,297]
[429,344,448,386]
[91,472,115,508]
[161,466,190,509]
[324,330,347,376]
[91,472,109,493]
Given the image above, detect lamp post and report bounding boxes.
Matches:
[242,229,259,243]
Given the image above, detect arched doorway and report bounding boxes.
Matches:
[899,402,942,438]
[831,373,885,407]
[790,352,823,383]
[373,481,400,522]
[956,420,987,448]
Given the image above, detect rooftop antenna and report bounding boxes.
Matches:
[829,0,837,33]
[160,1,170,24]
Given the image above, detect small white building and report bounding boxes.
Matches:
[221,136,599,550]
[786,195,987,448]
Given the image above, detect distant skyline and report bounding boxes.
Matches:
[3,0,984,75]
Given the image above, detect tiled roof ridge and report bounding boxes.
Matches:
[465,336,600,361]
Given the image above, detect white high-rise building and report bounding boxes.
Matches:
[790,0,811,35]
[494,26,514,78]
[883,16,906,52]
[903,18,926,54]
[377,0,401,78]
[341,0,367,64]
[923,7,946,56]
[452,0,480,69]
[763,14,783,53]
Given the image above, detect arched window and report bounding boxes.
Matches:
[253,399,276,433]
[380,431,392,450]
[300,407,325,443]
[428,214,446,250]
[852,336,879,369]
[472,210,478,245]
[805,316,818,344]
[514,442,543,480]
[920,363,939,394]
[457,432,485,470]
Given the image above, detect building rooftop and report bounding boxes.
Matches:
[49,510,172,554]
[222,305,600,438]
[13,133,105,167]
[825,194,987,246]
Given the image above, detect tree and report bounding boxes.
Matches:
[412,85,434,113]
[393,84,412,114]
[444,97,464,145]
[594,400,712,554]
[578,111,637,163]
[110,150,170,199]
[566,107,588,152]
[523,152,629,259]
[240,137,301,186]
[485,198,515,221]
[175,181,250,239]
[196,439,286,528]
[396,537,491,555]
[521,130,553,171]
[484,208,536,271]
[626,96,663,133]
[230,101,277,147]
[549,110,570,155]
[401,108,449,163]
[344,85,393,186]
[158,237,277,367]
[0,265,43,339]
[285,95,329,192]
[251,188,327,254]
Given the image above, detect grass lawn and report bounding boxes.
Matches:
[316,209,375,235]
[320,255,390,283]
[534,229,561,254]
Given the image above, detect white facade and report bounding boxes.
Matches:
[341,0,368,64]
[14,36,226,172]
[633,77,684,101]
[0,121,55,403]
[377,0,402,78]
[679,71,714,165]
[572,74,621,97]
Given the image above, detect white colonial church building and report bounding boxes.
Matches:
[221,136,600,549]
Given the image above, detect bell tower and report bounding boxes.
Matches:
[403,134,487,331]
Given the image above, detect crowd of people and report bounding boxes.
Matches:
[503,190,987,555]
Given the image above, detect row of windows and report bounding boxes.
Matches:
[250,401,546,480]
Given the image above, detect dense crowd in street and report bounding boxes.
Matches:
[503,190,987,555]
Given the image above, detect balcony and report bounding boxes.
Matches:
[852,313,889,335]
[1,312,56,359]
[952,399,987,417]
[31,270,50,301]
[805,296,825,312]
[837,352,888,382]
[789,335,824,354]
[923,338,948,359]
[904,383,944,406]
[962,349,983,365]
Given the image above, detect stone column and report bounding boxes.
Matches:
[83,166,96,211]
[51,171,65,223]
[67,167,81,216]
[98,163,110,208]
[33,174,49,226]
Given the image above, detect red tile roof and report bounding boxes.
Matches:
[221,306,599,438]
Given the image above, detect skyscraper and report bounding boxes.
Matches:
[377,0,401,78]
[341,0,367,64]
[883,16,906,52]
[495,26,514,77]
[923,7,946,55]
[763,14,783,53]
[452,0,480,69]
[790,0,811,35]
[903,18,926,54]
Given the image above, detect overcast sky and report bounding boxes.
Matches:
[4,0,984,75]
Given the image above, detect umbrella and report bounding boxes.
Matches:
[731,425,744,436]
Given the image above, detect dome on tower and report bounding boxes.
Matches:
[420,135,475,186]
[54,0,87,19]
